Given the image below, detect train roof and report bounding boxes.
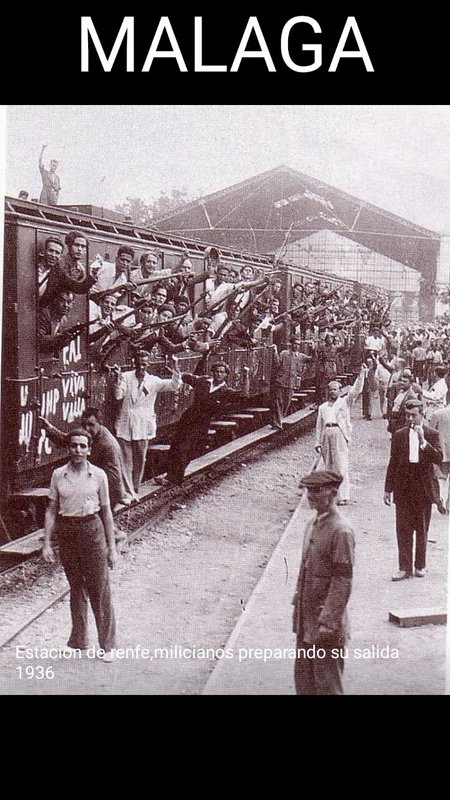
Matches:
[4,195,365,290]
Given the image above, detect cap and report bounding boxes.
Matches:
[290,336,302,344]
[299,470,343,490]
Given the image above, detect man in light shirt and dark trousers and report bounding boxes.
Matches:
[384,399,442,581]
[42,428,117,661]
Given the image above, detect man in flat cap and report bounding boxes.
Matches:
[292,470,355,695]
[384,398,442,580]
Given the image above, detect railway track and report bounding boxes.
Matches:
[0,405,317,649]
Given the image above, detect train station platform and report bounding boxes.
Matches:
[203,426,449,695]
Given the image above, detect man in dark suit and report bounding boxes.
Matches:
[384,399,442,580]
[155,360,250,486]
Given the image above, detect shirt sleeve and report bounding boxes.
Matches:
[48,471,59,502]
[114,376,127,399]
[154,374,182,393]
[318,526,355,631]
[98,470,110,506]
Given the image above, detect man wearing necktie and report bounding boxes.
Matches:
[384,399,442,581]
[292,470,355,695]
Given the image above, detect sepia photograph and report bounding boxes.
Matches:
[0,105,448,695]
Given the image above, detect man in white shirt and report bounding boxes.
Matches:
[130,250,172,297]
[91,245,136,303]
[42,428,117,659]
[422,365,448,418]
[206,267,264,319]
[315,365,366,505]
[364,328,385,358]
[114,351,182,493]
[89,294,135,337]
[430,403,450,514]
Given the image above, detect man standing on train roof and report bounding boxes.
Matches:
[39,144,61,206]
[42,427,117,661]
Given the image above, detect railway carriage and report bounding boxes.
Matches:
[1,196,374,543]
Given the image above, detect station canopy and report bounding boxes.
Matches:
[154,165,440,317]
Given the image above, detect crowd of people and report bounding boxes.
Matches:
[34,224,450,679]
[36,228,450,505]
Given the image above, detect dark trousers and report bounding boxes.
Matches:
[271,384,294,428]
[57,515,116,651]
[166,422,209,485]
[362,383,373,419]
[395,497,431,574]
[294,638,344,695]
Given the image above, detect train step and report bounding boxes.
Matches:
[224,413,255,420]
[223,413,255,430]
[209,420,238,442]
[12,487,50,498]
[0,528,45,557]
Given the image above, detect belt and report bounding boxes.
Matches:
[58,513,99,525]
[325,423,339,427]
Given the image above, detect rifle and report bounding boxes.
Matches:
[132,271,185,288]
[131,313,187,347]
[315,283,345,303]
[174,289,210,331]
[90,272,186,301]
[59,316,105,341]
[207,276,271,316]
[211,281,274,340]
[273,301,312,324]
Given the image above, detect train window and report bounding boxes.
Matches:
[37,230,90,371]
